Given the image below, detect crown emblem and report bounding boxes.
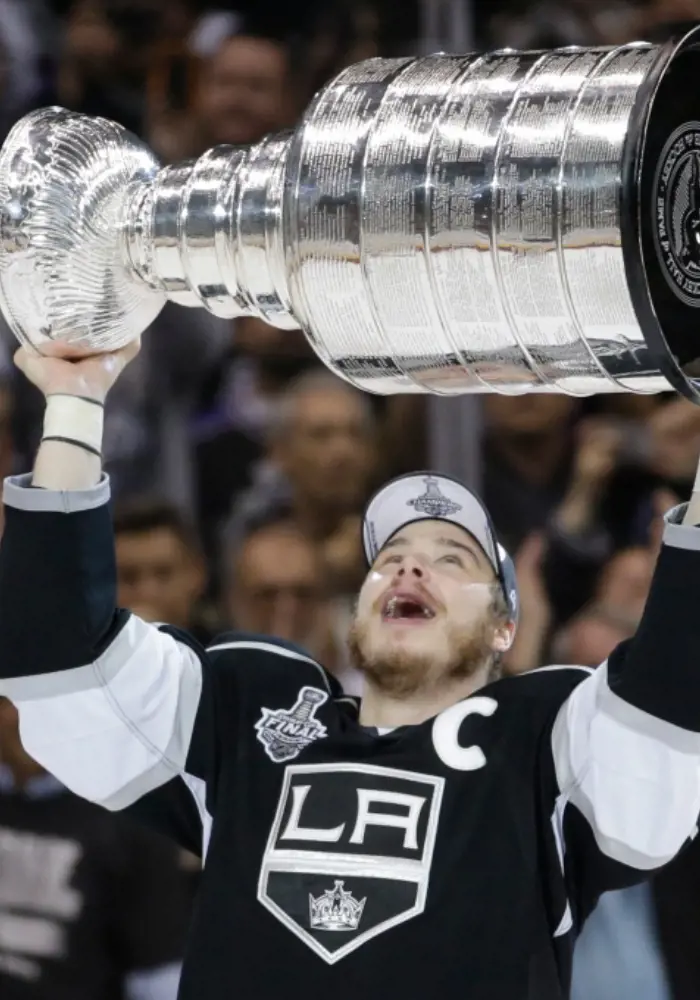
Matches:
[407,476,462,518]
[255,686,328,763]
[309,881,366,932]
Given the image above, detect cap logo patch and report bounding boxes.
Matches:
[408,476,462,518]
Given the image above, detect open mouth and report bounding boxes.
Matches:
[381,594,436,623]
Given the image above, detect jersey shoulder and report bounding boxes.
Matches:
[484,664,594,717]
[203,630,344,699]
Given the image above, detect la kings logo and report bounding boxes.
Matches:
[258,763,444,964]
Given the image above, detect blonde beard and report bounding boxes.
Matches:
[347,614,499,699]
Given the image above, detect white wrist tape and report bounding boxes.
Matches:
[42,394,104,455]
[694,459,700,495]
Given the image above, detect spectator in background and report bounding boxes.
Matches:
[481,394,580,554]
[195,316,318,557]
[55,0,146,135]
[269,371,376,591]
[541,417,641,626]
[193,28,296,151]
[480,0,644,49]
[225,370,377,596]
[223,516,360,690]
[506,532,658,675]
[113,499,212,645]
[0,697,190,1000]
[541,399,700,626]
[0,0,52,138]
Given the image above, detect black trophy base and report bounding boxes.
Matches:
[626,27,700,403]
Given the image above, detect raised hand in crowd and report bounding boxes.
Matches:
[648,486,682,555]
[322,513,365,593]
[647,397,700,484]
[554,417,623,537]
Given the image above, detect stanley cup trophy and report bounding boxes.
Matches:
[3,29,700,399]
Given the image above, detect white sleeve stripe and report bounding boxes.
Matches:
[207,640,332,692]
[595,676,700,754]
[97,618,202,771]
[551,662,700,870]
[9,616,204,810]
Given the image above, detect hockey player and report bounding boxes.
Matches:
[1,340,700,1000]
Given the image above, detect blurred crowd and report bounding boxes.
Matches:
[1,0,700,998]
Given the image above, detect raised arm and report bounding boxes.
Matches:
[0,343,212,815]
[550,449,700,917]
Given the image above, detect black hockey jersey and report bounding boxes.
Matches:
[1,473,700,1000]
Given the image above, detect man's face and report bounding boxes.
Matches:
[276,389,375,512]
[484,394,578,436]
[115,528,204,628]
[349,520,509,697]
[227,526,327,652]
[196,36,289,147]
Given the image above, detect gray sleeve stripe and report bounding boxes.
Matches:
[2,473,111,512]
[564,791,680,871]
[596,677,700,754]
[101,757,182,813]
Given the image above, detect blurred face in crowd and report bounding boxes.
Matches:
[116,527,205,629]
[226,523,328,653]
[65,0,122,73]
[349,520,512,698]
[595,546,654,626]
[484,394,578,436]
[273,383,375,515]
[235,317,312,360]
[196,35,290,147]
[234,317,316,383]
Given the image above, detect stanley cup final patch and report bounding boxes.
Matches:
[255,686,329,763]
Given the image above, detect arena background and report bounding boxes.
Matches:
[1,2,700,999]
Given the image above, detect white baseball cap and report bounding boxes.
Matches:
[362,472,519,626]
